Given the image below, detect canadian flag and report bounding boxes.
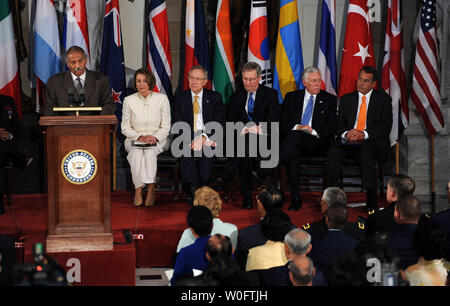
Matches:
[338,0,376,97]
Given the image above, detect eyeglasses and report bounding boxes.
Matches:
[243,77,258,83]
[188,76,206,82]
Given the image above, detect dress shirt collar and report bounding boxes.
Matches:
[358,89,373,102]
[191,89,204,102]
[71,71,86,84]
[305,89,317,101]
[137,91,153,101]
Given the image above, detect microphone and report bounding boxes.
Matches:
[78,88,86,106]
[68,88,75,106]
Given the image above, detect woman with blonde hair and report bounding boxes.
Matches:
[176,186,238,252]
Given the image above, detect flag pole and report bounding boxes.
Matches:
[430,134,436,214]
[395,142,399,174]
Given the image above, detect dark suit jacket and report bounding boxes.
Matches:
[366,202,397,237]
[45,70,115,116]
[227,85,279,126]
[0,95,22,143]
[432,208,450,261]
[337,89,392,159]
[386,223,419,270]
[173,89,225,143]
[280,89,337,145]
[304,217,366,241]
[234,222,268,271]
[308,230,359,273]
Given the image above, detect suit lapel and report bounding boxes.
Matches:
[349,92,359,126]
[202,89,211,122]
[186,90,194,127]
[64,71,78,103]
[366,90,377,129]
[84,70,95,103]
[296,90,305,123]
[311,91,324,128]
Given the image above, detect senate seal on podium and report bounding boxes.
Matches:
[61,150,97,185]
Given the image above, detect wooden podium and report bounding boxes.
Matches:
[39,115,117,253]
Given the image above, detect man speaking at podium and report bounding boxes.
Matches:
[44,46,115,116]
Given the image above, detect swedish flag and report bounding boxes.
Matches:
[273,0,304,103]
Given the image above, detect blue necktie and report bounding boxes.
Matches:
[301,95,314,125]
[247,92,254,120]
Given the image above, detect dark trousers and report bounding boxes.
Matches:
[0,140,26,205]
[327,141,380,210]
[180,155,215,189]
[280,131,324,200]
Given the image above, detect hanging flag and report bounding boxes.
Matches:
[100,0,126,132]
[0,1,22,118]
[183,0,212,91]
[317,0,337,95]
[382,0,408,146]
[273,0,304,103]
[338,0,376,97]
[248,0,271,86]
[213,0,235,103]
[33,0,62,113]
[63,0,91,69]
[147,0,173,101]
[410,0,444,135]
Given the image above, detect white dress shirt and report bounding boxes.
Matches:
[71,71,86,87]
[341,89,372,140]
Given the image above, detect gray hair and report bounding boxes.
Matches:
[322,187,347,207]
[302,66,320,80]
[64,45,87,63]
[289,256,314,286]
[284,228,311,255]
[242,62,262,77]
[189,65,208,79]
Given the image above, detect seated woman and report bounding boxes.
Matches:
[121,68,171,206]
[176,186,238,252]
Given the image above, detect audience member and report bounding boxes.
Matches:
[234,187,284,270]
[201,255,260,286]
[308,204,359,274]
[288,256,315,286]
[405,218,448,286]
[206,234,233,260]
[171,206,213,285]
[302,187,365,240]
[176,186,238,252]
[432,180,450,261]
[327,253,369,286]
[366,174,416,237]
[245,210,294,273]
[387,194,421,270]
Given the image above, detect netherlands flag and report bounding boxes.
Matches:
[63,0,91,69]
[147,0,173,101]
[317,0,337,95]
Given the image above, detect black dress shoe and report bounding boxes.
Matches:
[0,205,5,215]
[288,198,303,211]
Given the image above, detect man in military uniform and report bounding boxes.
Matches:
[301,187,365,241]
[366,173,415,237]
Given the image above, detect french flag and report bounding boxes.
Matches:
[317,0,337,95]
[147,0,173,101]
[63,0,91,69]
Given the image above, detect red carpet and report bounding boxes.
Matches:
[0,190,383,270]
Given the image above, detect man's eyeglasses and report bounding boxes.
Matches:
[188,76,206,82]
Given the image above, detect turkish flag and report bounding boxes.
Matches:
[338,0,376,97]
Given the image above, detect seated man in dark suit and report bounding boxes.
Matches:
[386,194,421,270]
[224,62,280,209]
[432,181,450,261]
[302,187,365,241]
[288,256,315,286]
[327,66,392,212]
[366,174,416,237]
[173,66,224,202]
[45,46,115,116]
[0,95,32,215]
[308,204,359,274]
[234,187,283,270]
[279,67,337,211]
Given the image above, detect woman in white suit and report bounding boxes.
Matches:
[121,68,171,206]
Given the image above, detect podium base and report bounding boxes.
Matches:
[46,233,114,253]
